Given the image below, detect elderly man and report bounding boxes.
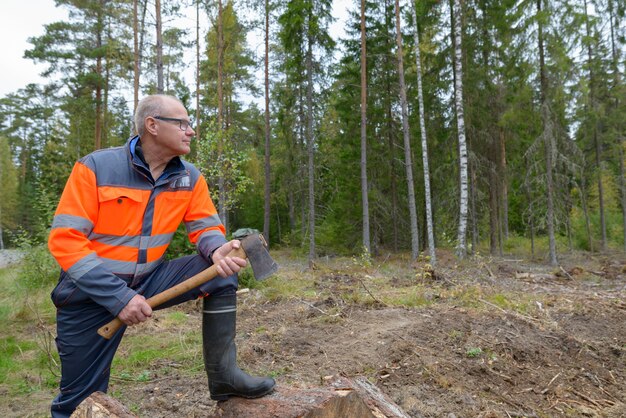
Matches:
[48,94,274,417]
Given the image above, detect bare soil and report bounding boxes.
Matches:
[6,250,626,417]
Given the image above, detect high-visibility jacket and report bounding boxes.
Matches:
[48,136,227,316]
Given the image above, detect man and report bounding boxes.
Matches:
[48,94,275,417]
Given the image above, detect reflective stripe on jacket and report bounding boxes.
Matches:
[48,136,227,315]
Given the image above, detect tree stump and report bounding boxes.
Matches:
[70,391,137,418]
[215,376,413,418]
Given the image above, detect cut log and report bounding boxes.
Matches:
[515,272,557,280]
[216,376,414,418]
[70,391,137,418]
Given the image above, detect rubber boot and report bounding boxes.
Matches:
[202,293,275,400]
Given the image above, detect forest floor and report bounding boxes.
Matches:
[2,248,625,417]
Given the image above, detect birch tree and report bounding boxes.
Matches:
[452,0,469,259]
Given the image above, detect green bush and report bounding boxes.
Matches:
[17,245,59,290]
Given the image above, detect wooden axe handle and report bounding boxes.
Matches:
[97,245,247,339]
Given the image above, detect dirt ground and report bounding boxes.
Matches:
[7,250,626,417]
[111,251,626,418]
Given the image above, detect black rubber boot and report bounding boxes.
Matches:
[202,293,275,401]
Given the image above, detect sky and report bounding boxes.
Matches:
[0,0,69,97]
[0,0,352,99]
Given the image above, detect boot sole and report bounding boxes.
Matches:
[210,385,276,401]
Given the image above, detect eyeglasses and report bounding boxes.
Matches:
[153,116,194,131]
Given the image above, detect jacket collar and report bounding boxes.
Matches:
[127,135,186,182]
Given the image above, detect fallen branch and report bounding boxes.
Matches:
[541,371,561,394]
[478,298,540,324]
[299,299,341,317]
[357,278,387,306]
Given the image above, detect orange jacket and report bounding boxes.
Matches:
[48,136,226,315]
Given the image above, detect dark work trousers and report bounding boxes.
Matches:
[50,254,238,418]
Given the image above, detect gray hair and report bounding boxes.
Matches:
[134,95,183,137]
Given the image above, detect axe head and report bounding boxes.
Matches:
[240,233,278,281]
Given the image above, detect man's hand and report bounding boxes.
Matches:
[211,240,248,277]
[118,294,152,326]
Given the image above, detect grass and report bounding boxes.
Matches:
[0,265,59,399]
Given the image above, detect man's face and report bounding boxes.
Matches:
[151,98,195,157]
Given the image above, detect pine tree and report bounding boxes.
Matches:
[412,0,436,264]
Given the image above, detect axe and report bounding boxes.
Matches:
[97,233,278,339]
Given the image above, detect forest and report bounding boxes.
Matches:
[0,0,625,264]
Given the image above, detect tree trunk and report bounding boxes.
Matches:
[580,169,594,251]
[217,0,226,229]
[394,0,420,261]
[103,37,109,149]
[133,0,139,116]
[608,0,626,252]
[525,178,535,258]
[470,161,478,254]
[306,16,316,267]
[584,0,606,251]
[614,127,626,257]
[263,0,271,245]
[452,0,469,259]
[537,0,557,265]
[384,0,398,251]
[94,2,103,150]
[195,0,201,142]
[139,0,147,92]
[499,127,509,240]
[72,392,136,418]
[360,0,371,255]
[412,4,436,265]
[489,151,499,255]
[155,0,163,94]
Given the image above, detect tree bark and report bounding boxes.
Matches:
[217,0,226,230]
[195,0,201,141]
[524,177,535,257]
[608,0,626,252]
[580,168,594,251]
[155,0,163,94]
[394,0,420,261]
[499,127,508,240]
[412,4,436,265]
[133,0,139,116]
[470,160,478,254]
[139,0,147,95]
[306,12,316,267]
[537,0,557,265]
[94,1,103,150]
[71,391,136,417]
[264,0,272,245]
[384,0,398,251]
[583,0,606,251]
[452,0,469,259]
[360,0,371,255]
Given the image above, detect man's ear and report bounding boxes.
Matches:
[145,117,158,136]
